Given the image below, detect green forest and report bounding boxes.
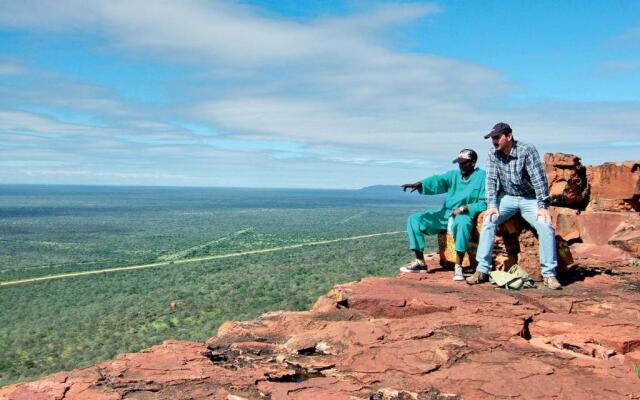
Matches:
[0,185,438,386]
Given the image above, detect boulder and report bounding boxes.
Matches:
[437,232,478,267]
[492,215,572,281]
[439,211,574,279]
[576,212,629,245]
[437,212,483,268]
[566,211,640,257]
[609,220,640,257]
[586,161,640,212]
[438,154,640,275]
[549,206,580,241]
[544,153,589,209]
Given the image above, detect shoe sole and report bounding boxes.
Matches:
[465,279,488,285]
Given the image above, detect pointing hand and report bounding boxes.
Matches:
[401,182,422,193]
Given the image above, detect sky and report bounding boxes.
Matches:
[1,0,639,189]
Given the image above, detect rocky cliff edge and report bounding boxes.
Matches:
[2,261,640,400]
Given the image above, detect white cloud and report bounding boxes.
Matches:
[1,1,505,158]
[0,1,439,66]
[0,110,112,137]
[0,1,638,187]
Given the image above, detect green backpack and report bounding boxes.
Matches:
[489,264,537,290]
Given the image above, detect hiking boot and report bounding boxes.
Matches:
[453,265,465,281]
[466,271,489,285]
[543,276,562,290]
[400,260,429,274]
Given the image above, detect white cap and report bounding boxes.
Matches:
[452,149,477,163]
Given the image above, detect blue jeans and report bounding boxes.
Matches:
[475,195,557,277]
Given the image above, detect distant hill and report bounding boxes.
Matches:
[359,185,402,193]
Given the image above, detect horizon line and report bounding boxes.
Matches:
[0,182,407,191]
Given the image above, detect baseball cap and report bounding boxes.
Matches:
[484,122,512,139]
[452,149,477,163]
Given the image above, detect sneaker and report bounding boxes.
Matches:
[453,265,465,281]
[543,276,562,290]
[400,260,428,273]
[466,271,489,285]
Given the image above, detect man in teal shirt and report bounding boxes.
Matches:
[400,149,487,280]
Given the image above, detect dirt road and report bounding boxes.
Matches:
[1,231,403,286]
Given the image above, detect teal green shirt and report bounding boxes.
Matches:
[420,168,487,220]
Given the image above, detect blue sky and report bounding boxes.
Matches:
[1,0,639,188]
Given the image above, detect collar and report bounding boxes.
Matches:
[494,140,518,159]
[460,167,479,181]
[508,140,519,158]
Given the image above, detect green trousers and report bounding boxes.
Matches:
[407,210,474,253]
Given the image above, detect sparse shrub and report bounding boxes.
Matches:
[0,187,436,386]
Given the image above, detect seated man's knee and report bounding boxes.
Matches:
[481,214,498,230]
[407,212,426,230]
[408,212,423,224]
[453,215,472,230]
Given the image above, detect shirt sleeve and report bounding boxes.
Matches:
[525,145,551,209]
[466,171,487,218]
[420,171,452,195]
[485,151,498,209]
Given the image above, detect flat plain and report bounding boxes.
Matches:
[0,185,439,386]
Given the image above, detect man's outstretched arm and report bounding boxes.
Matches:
[402,172,451,195]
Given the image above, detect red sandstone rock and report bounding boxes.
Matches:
[545,152,581,168]
[529,313,640,355]
[576,211,628,245]
[439,211,574,281]
[4,265,640,400]
[478,154,640,276]
[586,161,640,212]
[491,215,572,281]
[437,212,483,267]
[609,220,640,257]
[570,243,633,266]
[549,206,580,241]
[570,211,640,257]
[544,153,588,209]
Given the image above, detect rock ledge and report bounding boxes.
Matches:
[2,260,640,400]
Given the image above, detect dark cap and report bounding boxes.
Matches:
[484,122,512,139]
[452,148,478,163]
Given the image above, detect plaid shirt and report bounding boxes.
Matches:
[486,140,550,209]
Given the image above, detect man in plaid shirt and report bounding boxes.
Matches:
[466,122,561,289]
